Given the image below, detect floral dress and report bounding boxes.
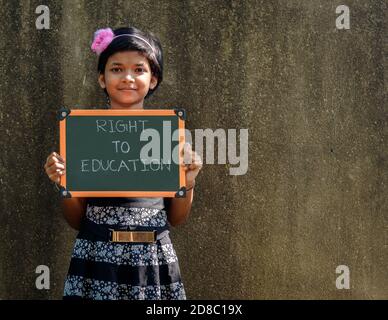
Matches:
[63,197,186,300]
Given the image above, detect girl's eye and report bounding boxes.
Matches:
[111,67,122,72]
[135,67,145,73]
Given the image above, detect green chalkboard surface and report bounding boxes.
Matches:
[58,108,187,198]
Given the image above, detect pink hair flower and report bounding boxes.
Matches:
[91,28,114,55]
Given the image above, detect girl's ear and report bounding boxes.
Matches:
[98,74,106,89]
[149,75,158,90]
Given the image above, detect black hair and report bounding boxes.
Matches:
[97,26,163,99]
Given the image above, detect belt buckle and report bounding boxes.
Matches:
[109,229,156,243]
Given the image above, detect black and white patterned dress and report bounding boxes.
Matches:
[63,197,186,300]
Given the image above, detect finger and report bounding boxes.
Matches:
[181,155,192,166]
[196,155,203,168]
[46,161,65,172]
[52,162,66,170]
[182,144,193,165]
[50,168,66,178]
[45,155,65,169]
[180,145,191,159]
[46,164,66,176]
[47,152,65,164]
[181,142,192,153]
[191,153,202,166]
[187,156,203,171]
[45,152,56,164]
[52,152,65,162]
[190,150,199,162]
[186,155,202,170]
[45,156,60,168]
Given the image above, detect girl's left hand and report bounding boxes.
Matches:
[181,143,202,189]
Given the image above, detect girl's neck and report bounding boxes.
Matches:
[110,100,144,110]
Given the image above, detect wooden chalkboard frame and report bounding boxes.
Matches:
[58,108,187,198]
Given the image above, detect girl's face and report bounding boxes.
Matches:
[98,50,158,109]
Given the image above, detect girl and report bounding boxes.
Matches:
[44,26,202,300]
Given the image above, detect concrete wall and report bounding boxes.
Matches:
[0,0,386,299]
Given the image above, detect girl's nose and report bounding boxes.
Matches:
[123,72,135,82]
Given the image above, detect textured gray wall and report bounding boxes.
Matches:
[0,0,386,299]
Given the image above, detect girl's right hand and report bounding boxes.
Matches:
[44,152,66,184]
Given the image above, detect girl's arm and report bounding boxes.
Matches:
[44,152,87,230]
[61,198,88,230]
[167,187,194,226]
[167,143,202,226]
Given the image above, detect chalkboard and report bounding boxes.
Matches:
[58,108,187,198]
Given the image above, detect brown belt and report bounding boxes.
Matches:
[81,219,169,244]
[109,229,157,243]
